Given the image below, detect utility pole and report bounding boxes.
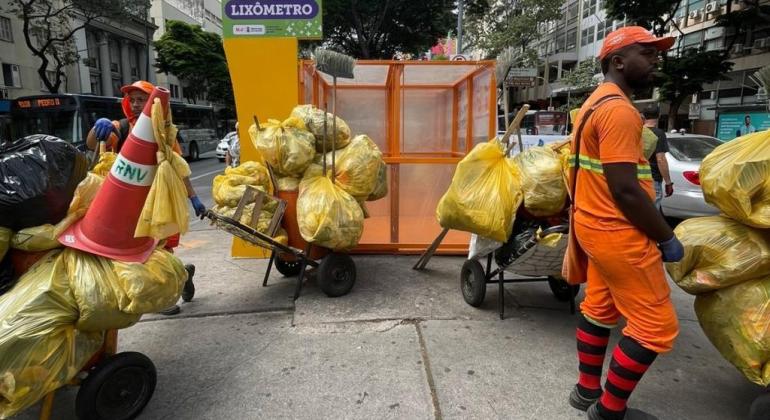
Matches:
[457,0,464,54]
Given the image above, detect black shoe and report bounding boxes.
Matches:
[158,305,181,316]
[569,385,600,412]
[587,402,659,420]
[182,264,196,302]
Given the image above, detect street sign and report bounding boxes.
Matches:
[504,67,537,88]
[688,103,701,120]
[222,0,323,39]
[508,68,537,78]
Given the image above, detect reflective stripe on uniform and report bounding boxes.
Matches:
[569,154,653,180]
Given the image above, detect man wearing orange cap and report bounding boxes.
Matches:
[87,80,204,315]
[565,27,684,420]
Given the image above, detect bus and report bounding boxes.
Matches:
[497,110,569,136]
[9,93,219,160]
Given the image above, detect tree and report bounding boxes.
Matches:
[312,0,457,59]
[154,20,233,108]
[462,0,563,60]
[558,58,600,111]
[2,0,149,93]
[603,0,769,129]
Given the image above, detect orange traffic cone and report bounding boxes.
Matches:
[59,87,170,263]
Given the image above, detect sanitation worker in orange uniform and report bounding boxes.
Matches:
[565,27,684,420]
[87,80,203,316]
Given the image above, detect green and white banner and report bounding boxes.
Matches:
[222,0,322,39]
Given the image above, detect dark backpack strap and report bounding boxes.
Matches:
[116,118,130,152]
[569,94,625,202]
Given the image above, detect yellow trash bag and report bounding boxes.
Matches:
[641,127,659,160]
[436,139,523,242]
[277,176,300,192]
[513,146,568,217]
[666,216,770,295]
[213,175,260,207]
[10,173,105,252]
[695,276,770,386]
[225,161,273,195]
[367,160,388,202]
[0,251,104,419]
[290,104,352,152]
[318,134,383,201]
[91,152,117,177]
[297,173,364,251]
[0,228,9,262]
[249,118,316,177]
[111,248,187,315]
[135,99,191,240]
[700,130,770,228]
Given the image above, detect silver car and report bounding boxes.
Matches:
[216,131,236,162]
[660,133,723,219]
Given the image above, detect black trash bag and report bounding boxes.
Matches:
[0,254,14,297]
[494,218,546,268]
[0,135,88,231]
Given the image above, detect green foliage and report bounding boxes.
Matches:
[313,0,456,59]
[463,0,563,60]
[558,58,601,110]
[603,0,680,35]
[154,20,233,107]
[2,0,150,93]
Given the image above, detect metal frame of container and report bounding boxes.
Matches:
[299,60,497,255]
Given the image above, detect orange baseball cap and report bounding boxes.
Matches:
[598,26,675,60]
[120,80,154,95]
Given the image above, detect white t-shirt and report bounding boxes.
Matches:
[228,133,240,167]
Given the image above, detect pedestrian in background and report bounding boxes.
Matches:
[565,27,685,420]
[642,104,674,212]
[225,122,240,168]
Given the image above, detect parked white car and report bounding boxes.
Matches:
[216,131,236,162]
[660,132,723,219]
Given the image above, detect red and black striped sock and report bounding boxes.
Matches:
[598,335,658,420]
[576,314,610,399]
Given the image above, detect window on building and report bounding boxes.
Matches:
[683,31,703,50]
[170,84,179,99]
[555,34,565,53]
[688,0,705,11]
[548,63,559,83]
[89,74,101,95]
[0,16,12,42]
[566,28,577,50]
[109,38,121,74]
[583,0,597,19]
[568,2,579,24]
[581,26,595,46]
[85,31,101,69]
[596,21,606,40]
[111,77,122,97]
[1,63,21,87]
[705,38,724,52]
[128,44,140,78]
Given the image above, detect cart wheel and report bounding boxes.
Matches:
[461,259,487,307]
[548,276,580,302]
[749,392,770,420]
[75,352,156,420]
[274,255,303,277]
[317,253,356,297]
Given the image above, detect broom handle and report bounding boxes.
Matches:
[322,100,328,174]
[503,86,510,146]
[331,75,337,183]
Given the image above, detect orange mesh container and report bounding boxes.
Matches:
[299,60,497,255]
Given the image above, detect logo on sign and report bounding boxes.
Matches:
[234,25,266,35]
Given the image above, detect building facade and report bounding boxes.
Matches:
[512,0,770,137]
[150,0,223,103]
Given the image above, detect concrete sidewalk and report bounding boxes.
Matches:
[15,228,762,420]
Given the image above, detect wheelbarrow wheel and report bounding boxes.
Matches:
[548,276,580,302]
[274,255,303,277]
[318,253,356,297]
[75,351,157,420]
[461,259,487,307]
[749,391,770,420]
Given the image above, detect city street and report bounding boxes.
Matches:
[11,156,765,419]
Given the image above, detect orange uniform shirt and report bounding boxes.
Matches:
[571,83,655,230]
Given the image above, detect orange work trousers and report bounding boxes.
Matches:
[575,222,679,354]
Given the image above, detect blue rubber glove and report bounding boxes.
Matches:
[658,235,684,263]
[189,196,206,218]
[93,118,115,141]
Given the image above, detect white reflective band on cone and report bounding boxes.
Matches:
[111,156,157,187]
[132,113,155,144]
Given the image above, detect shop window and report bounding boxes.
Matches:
[0,16,12,42]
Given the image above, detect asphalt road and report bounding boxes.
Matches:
[187,151,226,229]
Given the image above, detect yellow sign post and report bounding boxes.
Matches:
[221,1,322,257]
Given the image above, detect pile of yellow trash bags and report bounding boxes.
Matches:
[667,129,770,387]
[436,138,569,242]
[0,154,188,418]
[247,105,387,251]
